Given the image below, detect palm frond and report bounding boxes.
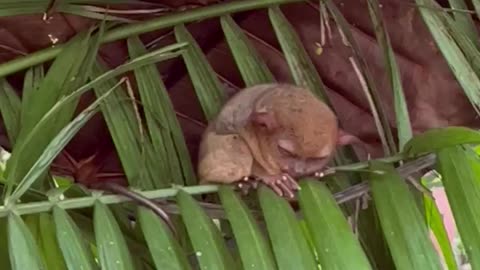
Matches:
[0,1,478,270]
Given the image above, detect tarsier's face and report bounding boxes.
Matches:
[251,100,338,176]
[273,133,333,176]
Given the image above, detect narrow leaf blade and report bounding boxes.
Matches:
[258,186,318,270]
[127,36,196,186]
[268,6,329,102]
[0,80,21,145]
[174,24,225,120]
[366,0,413,149]
[416,0,480,113]
[177,190,236,270]
[37,213,67,270]
[53,206,97,270]
[298,180,372,270]
[8,79,119,203]
[369,161,442,269]
[219,186,276,270]
[221,15,275,86]
[436,146,480,269]
[138,208,192,270]
[403,126,480,156]
[8,213,45,270]
[94,202,135,270]
[424,194,458,270]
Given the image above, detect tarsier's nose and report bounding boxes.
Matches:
[280,163,290,172]
[293,162,307,175]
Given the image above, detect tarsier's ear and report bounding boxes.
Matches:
[251,109,279,131]
[214,108,253,135]
[337,129,363,146]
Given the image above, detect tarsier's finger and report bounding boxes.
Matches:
[274,179,296,198]
[281,174,300,191]
[266,181,284,197]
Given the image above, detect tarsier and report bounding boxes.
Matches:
[197,83,361,198]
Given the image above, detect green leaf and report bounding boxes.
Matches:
[16,42,186,165]
[403,126,480,156]
[0,79,21,146]
[0,1,133,17]
[366,0,412,150]
[267,5,363,210]
[258,186,318,270]
[424,193,458,270]
[474,0,480,20]
[91,61,145,188]
[94,202,135,270]
[416,0,480,114]
[219,186,276,270]
[5,42,185,194]
[174,24,225,120]
[436,146,480,269]
[53,207,98,270]
[369,161,442,269]
[37,213,67,270]
[16,30,92,144]
[127,36,196,187]
[8,213,45,270]
[442,14,480,78]
[56,4,134,23]
[0,0,305,78]
[268,6,329,102]
[177,190,236,270]
[447,0,480,49]
[21,65,44,132]
[6,78,120,203]
[221,15,275,86]
[138,208,191,270]
[298,180,372,270]
[4,29,95,196]
[0,217,11,270]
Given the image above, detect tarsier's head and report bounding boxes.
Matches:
[251,87,339,176]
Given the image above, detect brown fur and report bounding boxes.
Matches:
[197,83,357,197]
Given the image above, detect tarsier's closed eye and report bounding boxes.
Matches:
[277,139,297,157]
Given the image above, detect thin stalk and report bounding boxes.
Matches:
[0,185,219,217]
[0,153,436,217]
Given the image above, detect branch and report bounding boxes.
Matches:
[0,154,435,218]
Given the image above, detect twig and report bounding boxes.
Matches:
[333,154,435,204]
[0,154,435,217]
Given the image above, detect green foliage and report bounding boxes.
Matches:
[0,1,478,269]
[369,162,442,269]
[403,126,480,156]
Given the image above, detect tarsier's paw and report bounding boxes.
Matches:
[259,173,300,198]
[234,176,259,195]
[314,166,333,178]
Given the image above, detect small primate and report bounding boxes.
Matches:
[198,83,361,198]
